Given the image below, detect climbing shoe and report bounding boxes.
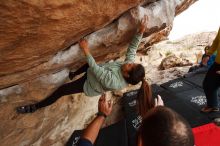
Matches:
[200,106,219,113]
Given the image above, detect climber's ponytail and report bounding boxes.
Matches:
[137,79,154,117]
[122,63,154,117]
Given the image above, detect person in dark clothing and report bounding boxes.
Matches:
[78,94,113,146]
[184,46,216,78]
[16,16,153,116]
[77,100,194,146]
[201,27,220,113]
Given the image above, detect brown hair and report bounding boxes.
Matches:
[137,79,154,117]
[124,64,145,85]
[123,64,154,117]
[138,106,194,146]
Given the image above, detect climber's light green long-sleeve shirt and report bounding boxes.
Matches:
[83,33,143,96]
[208,27,220,64]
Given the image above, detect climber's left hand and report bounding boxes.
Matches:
[79,38,90,55]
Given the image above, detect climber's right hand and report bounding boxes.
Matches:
[79,38,90,55]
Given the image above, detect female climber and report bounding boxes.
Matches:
[17,16,154,117]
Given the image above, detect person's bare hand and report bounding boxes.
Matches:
[98,94,113,116]
[139,15,148,33]
[79,38,90,55]
[154,95,164,107]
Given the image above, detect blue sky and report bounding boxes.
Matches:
[169,0,220,40]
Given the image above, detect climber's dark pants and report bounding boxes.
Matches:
[72,64,89,76]
[203,62,220,108]
[35,64,89,109]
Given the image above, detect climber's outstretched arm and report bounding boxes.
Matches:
[125,15,148,62]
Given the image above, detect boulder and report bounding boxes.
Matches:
[0,0,197,89]
[159,54,193,70]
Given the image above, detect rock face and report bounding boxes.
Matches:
[159,54,193,70]
[144,31,216,84]
[0,0,142,75]
[0,0,198,146]
[0,0,197,89]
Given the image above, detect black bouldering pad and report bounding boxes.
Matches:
[66,120,128,146]
[122,90,139,117]
[154,90,178,103]
[125,114,141,146]
[165,98,211,128]
[151,84,165,93]
[183,73,206,88]
[122,88,211,128]
[201,110,220,120]
[94,120,128,146]
[66,130,82,146]
[175,89,207,110]
[218,89,220,97]
[183,73,220,97]
[160,78,194,93]
[122,85,169,116]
